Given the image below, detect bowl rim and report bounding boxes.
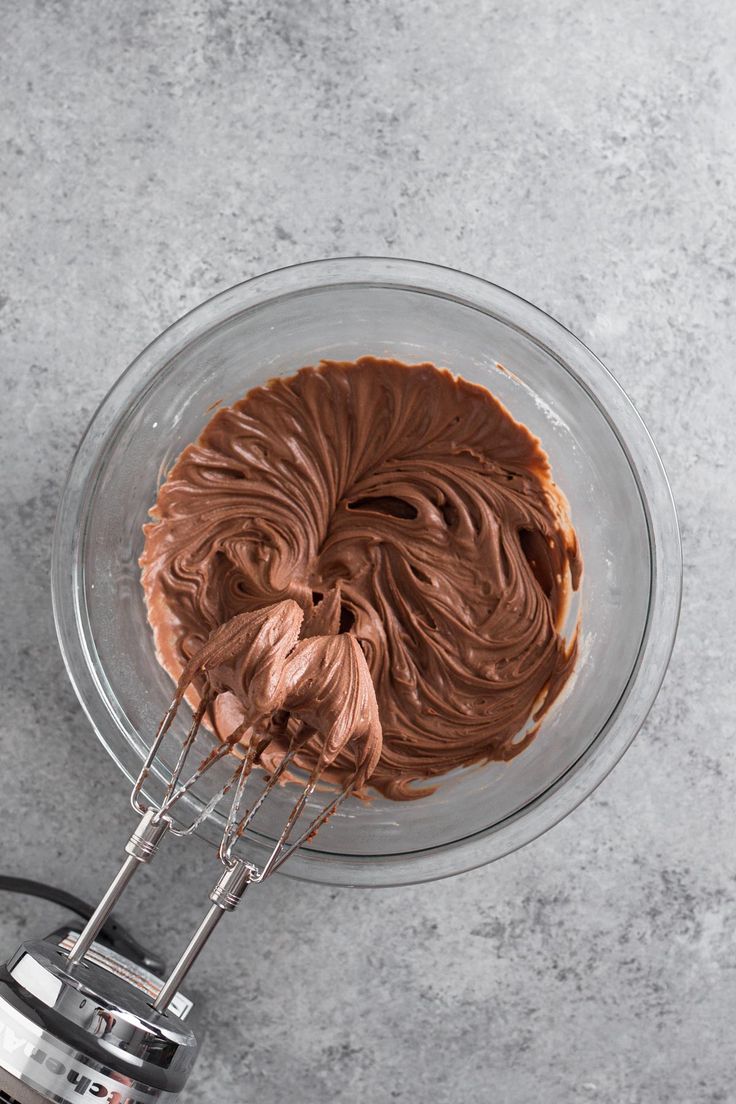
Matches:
[51,256,682,887]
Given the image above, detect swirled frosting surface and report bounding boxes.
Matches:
[141,357,581,799]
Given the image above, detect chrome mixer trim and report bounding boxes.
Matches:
[0,943,197,1097]
[0,980,180,1103]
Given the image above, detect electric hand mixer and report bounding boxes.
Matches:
[0,632,361,1104]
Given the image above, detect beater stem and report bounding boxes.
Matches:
[152,903,223,1012]
[66,855,140,966]
[152,859,254,1012]
[67,809,169,967]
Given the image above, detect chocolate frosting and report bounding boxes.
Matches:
[141,357,581,800]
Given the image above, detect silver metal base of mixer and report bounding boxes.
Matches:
[0,935,199,1103]
[1,1062,57,1103]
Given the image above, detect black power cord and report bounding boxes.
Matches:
[0,875,165,975]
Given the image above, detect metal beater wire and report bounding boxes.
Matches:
[66,685,357,1005]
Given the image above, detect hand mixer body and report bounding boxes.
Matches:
[0,933,199,1104]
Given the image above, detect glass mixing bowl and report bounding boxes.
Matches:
[52,258,681,887]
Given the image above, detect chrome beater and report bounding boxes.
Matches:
[68,687,352,1008]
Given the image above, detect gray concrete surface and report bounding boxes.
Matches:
[1,2,734,1101]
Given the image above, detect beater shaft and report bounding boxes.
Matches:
[153,904,225,1012]
[153,860,254,1011]
[67,808,169,967]
[66,855,139,966]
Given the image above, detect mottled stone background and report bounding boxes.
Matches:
[1,2,734,1101]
